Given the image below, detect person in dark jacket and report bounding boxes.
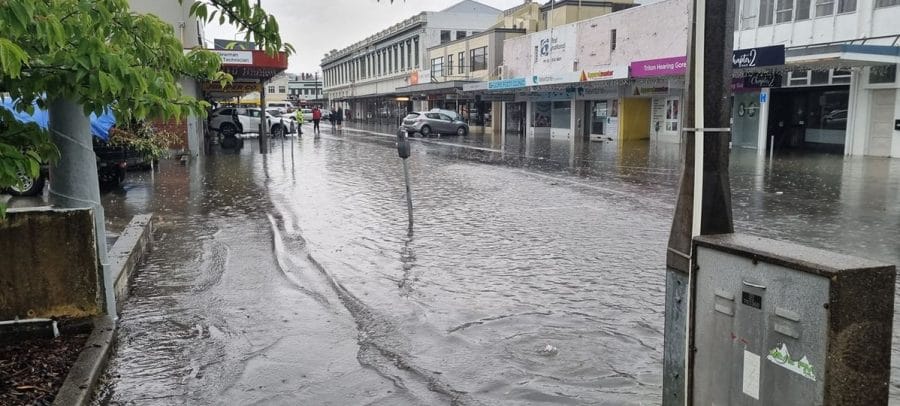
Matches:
[336,107,344,129]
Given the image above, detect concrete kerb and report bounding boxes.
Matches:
[109,213,153,312]
[52,316,115,406]
[51,213,153,405]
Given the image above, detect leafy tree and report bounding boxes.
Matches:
[0,0,290,216]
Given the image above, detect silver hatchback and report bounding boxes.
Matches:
[401,111,469,136]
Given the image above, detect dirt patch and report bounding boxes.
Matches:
[0,334,88,406]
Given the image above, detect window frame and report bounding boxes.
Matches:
[431,56,444,77]
[470,46,487,72]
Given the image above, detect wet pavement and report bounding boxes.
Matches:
[72,122,900,404]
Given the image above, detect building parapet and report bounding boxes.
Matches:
[322,13,427,65]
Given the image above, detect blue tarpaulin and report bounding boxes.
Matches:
[0,98,116,141]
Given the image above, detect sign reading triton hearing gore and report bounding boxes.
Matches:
[630,56,688,78]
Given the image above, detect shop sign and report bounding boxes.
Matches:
[531,25,577,77]
[580,66,628,81]
[732,45,785,69]
[481,93,516,101]
[744,72,782,88]
[202,81,260,93]
[463,82,489,91]
[515,91,573,102]
[212,50,254,65]
[530,72,581,86]
[630,85,670,96]
[630,56,688,78]
[488,77,527,90]
[409,70,432,85]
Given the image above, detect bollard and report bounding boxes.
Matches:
[396,130,413,233]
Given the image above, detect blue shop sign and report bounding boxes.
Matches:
[733,45,785,69]
[489,77,527,90]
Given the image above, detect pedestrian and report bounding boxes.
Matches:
[294,107,304,135]
[329,106,336,128]
[312,105,322,133]
[336,106,344,130]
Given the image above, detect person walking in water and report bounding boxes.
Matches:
[294,107,304,135]
[312,105,322,134]
[336,106,344,130]
[329,105,336,129]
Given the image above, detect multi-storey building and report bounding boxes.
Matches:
[288,73,324,105]
[129,0,206,155]
[320,0,501,121]
[732,0,900,157]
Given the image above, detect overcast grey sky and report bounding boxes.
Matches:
[204,0,527,75]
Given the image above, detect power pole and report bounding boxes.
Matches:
[256,0,269,153]
[662,0,735,404]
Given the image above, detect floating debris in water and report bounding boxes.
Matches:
[538,344,559,356]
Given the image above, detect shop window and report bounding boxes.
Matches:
[808,89,849,131]
[533,102,551,127]
[278,86,286,93]
[869,65,897,84]
[666,98,680,132]
[815,0,834,16]
[810,70,829,85]
[837,0,856,13]
[776,0,793,22]
[456,31,467,40]
[831,69,852,84]
[440,30,451,44]
[458,52,465,74]
[431,57,443,77]
[796,0,811,19]
[470,47,487,72]
[759,0,775,25]
[876,0,900,7]
[551,101,571,129]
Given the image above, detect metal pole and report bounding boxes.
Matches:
[260,83,269,153]
[402,158,413,231]
[769,135,775,161]
[48,98,116,318]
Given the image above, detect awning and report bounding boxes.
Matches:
[395,80,480,95]
[197,49,289,101]
[785,44,900,67]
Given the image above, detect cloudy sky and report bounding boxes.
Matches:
[204,0,528,75]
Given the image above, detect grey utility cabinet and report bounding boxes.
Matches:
[691,234,895,405]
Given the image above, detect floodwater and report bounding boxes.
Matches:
[93,124,900,405]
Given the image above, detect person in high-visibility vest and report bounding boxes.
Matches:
[294,108,304,135]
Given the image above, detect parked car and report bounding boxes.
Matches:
[429,108,462,122]
[209,107,288,138]
[5,166,49,196]
[266,102,293,114]
[299,108,313,121]
[319,109,332,120]
[401,111,469,136]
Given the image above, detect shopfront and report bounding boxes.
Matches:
[628,56,687,142]
[576,66,629,140]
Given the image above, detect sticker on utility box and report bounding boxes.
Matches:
[742,350,761,399]
[767,343,817,381]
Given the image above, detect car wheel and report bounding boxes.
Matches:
[220,122,237,137]
[420,125,431,137]
[272,125,284,138]
[457,127,467,136]
[8,172,45,196]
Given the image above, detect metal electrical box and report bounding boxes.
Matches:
[690,234,895,405]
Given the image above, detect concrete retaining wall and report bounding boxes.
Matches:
[0,208,102,319]
[109,214,153,311]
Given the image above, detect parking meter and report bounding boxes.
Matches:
[397,130,410,159]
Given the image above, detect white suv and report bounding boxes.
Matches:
[209,107,288,137]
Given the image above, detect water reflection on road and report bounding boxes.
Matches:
[95,126,900,405]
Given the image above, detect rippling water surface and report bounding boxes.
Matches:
[95,127,900,405]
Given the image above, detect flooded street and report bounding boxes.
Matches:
[95,124,900,405]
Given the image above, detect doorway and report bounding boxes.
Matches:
[867,89,896,156]
[620,97,651,141]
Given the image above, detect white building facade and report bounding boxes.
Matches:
[495,0,690,143]
[733,0,900,157]
[320,0,501,121]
